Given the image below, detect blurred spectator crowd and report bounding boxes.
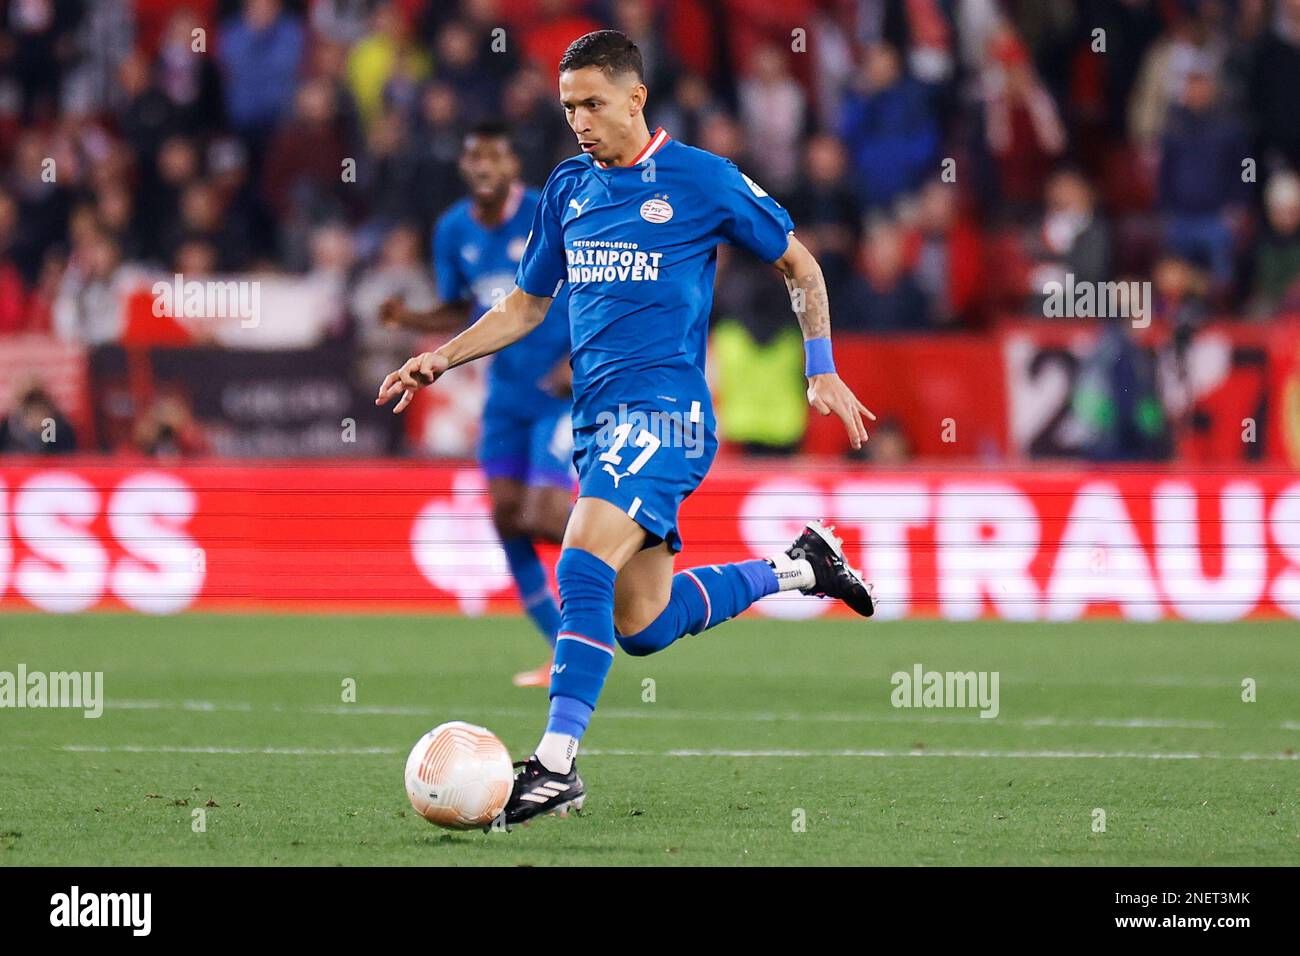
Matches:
[2,0,1300,460]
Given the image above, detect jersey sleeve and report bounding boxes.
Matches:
[713,159,796,263]
[432,215,466,304]
[515,170,569,298]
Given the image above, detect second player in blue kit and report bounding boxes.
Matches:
[433,177,573,494]
[378,31,878,827]
[382,121,573,688]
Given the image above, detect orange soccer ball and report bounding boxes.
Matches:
[403,721,514,829]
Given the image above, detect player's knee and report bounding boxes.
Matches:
[518,488,570,544]
[555,548,616,607]
[490,496,524,539]
[613,595,667,642]
[615,604,674,656]
[537,504,571,544]
[614,629,657,656]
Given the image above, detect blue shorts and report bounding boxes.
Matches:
[571,401,718,553]
[478,404,576,489]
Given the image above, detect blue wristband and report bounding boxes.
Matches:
[804,337,835,377]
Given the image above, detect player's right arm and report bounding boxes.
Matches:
[378,166,572,414]
[375,287,553,413]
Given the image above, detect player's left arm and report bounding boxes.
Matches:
[773,233,877,449]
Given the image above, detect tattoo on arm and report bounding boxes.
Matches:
[786,264,831,340]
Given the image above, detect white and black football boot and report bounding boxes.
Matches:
[490,757,586,831]
[787,520,875,617]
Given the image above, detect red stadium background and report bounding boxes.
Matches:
[3,458,1298,621]
[4,0,1300,624]
[5,314,1300,620]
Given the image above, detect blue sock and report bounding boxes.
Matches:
[616,559,778,656]
[545,548,617,743]
[546,694,593,737]
[501,536,560,648]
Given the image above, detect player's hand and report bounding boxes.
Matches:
[379,296,408,328]
[539,357,573,398]
[807,373,876,450]
[376,351,450,413]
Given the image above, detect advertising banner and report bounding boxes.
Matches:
[2,461,1297,621]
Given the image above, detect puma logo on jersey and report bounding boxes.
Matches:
[602,462,631,488]
[568,197,591,217]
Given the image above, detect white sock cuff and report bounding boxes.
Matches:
[535,732,578,773]
[766,552,815,591]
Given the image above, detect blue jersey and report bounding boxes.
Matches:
[433,187,571,415]
[514,129,795,429]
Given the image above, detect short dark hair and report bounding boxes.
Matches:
[465,119,513,147]
[558,30,643,82]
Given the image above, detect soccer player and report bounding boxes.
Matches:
[377,31,876,826]
[382,120,574,688]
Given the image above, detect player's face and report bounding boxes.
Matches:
[459,135,519,203]
[559,66,646,165]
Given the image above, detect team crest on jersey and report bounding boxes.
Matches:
[508,236,527,261]
[640,197,673,223]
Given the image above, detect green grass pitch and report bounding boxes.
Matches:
[1,612,1297,866]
